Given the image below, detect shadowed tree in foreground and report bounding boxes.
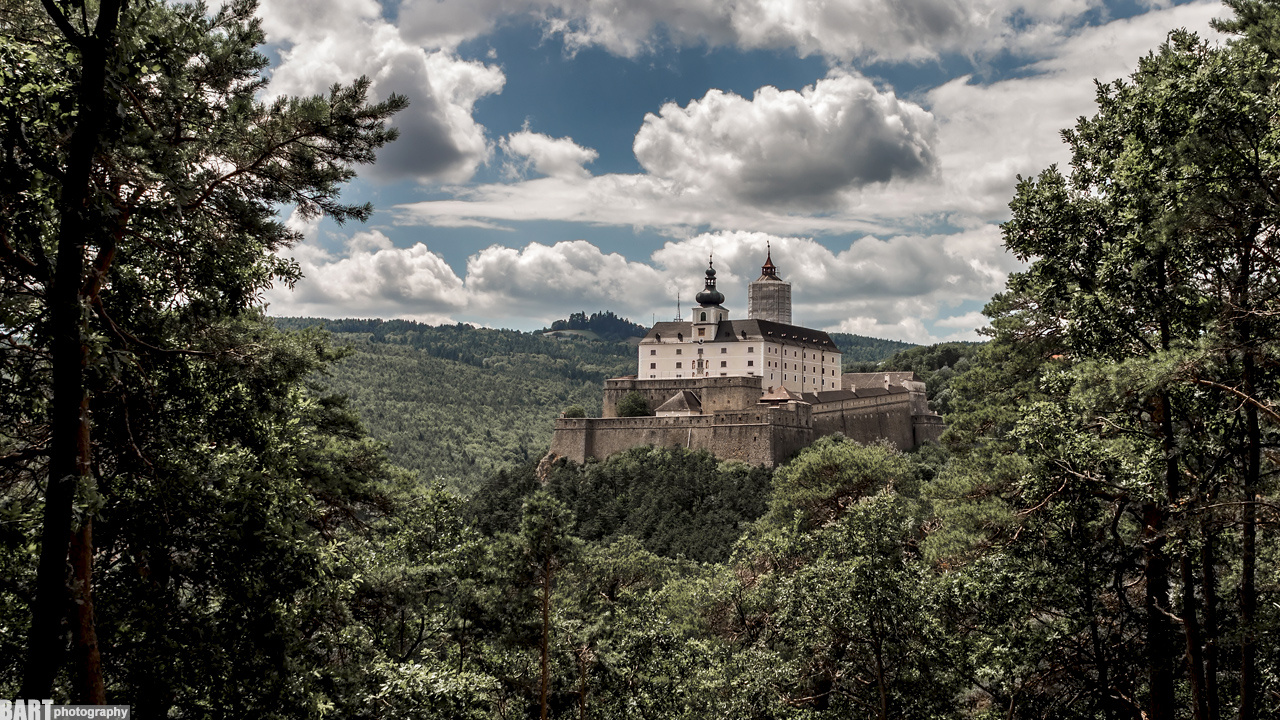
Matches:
[0,0,404,702]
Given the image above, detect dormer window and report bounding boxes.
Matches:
[677,333,683,341]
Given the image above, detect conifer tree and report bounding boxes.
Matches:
[0,0,404,700]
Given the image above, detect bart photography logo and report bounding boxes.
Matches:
[0,702,129,720]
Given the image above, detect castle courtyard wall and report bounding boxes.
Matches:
[603,376,764,418]
[551,404,811,467]
[552,374,946,467]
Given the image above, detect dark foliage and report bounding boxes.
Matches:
[547,311,648,340]
[468,447,773,563]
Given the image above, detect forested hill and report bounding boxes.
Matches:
[545,310,648,340]
[272,317,635,492]
[271,316,917,492]
[830,331,916,363]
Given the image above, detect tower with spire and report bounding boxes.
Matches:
[747,243,792,324]
[694,256,727,325]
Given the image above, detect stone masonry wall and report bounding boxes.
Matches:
[603,376,764,418]
[550,403,811,466]
[810,393,916,450]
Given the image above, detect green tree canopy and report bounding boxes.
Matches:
[615,391,651,417]
[938,22,1280,718]
[1,0,404,702]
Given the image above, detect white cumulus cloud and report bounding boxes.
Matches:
[501,131,599,179]
[265,230,469,320]
[633,71,937,207]
[258,0,505,183]
[268,226,1013,342]
[465,241,670,318]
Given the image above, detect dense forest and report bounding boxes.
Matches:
[830,332,917,365]
[2,0,1279,718]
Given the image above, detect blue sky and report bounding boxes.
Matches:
[256,0,1229,342]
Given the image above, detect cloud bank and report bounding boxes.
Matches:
[266,224,1016,342]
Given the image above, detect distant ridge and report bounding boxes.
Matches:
[543,310,647,341]
[828,332,917,364]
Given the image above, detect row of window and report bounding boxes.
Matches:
[648,345,831,362]
[650,346,756,356]
[650,360,757,370]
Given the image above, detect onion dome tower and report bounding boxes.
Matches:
[693,256,727,326]
[747,243,791,324]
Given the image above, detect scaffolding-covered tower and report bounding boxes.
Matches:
[747,245,791,324]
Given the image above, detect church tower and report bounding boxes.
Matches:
[693,256,727,327]
[747,244,791,324]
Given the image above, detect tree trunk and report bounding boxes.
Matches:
[873,633,888,720]
[1235,237,1259,720]
[22,0,123,699]
[1181,553,1210,720]
[70,516,104,704]
[1202,505,1220,720]
[1143,503,1176,720]
[1239,397,1258,720]
[541,558,551,720]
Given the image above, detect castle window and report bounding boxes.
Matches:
[650,349,656,355]
[697,348,703,355]
[700,311,707,321]
[650,363,656,369]
[747,346,754,353]
[720,372,727,376]
[676,362,682,368]
[677,374,682,378]
[747,360,754,367]
[720,347,727,353]
[720,361,727,367]
[676,348,682,355]
[697,327,706,337]
[650,375,655,378]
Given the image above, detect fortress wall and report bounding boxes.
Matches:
[603,376,764,417]
[552,388,941,467]
[811,394,916,450]
[548,418,592,461]
[913,414,946,446]
[550,403,811,466]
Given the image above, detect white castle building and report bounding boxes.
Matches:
[547,249,944,467]
[638,249,842,393]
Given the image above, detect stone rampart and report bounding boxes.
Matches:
[603,376,764,417]
[810,392,916,450]
[551,373,946,467]
[551,402,811,466]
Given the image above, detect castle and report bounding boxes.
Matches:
[547,249,945,467]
